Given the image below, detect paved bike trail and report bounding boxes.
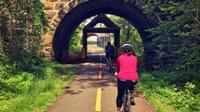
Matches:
[47,61,155,112]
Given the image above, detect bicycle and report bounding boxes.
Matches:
[121,87,132,112]
[107,58,113,72]
[106,54,116,72]
[121,81,137,112]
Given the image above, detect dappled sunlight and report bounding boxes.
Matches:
[63,63,117,94]
[87,44,105,54]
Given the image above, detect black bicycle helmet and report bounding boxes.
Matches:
[121,44,133,53]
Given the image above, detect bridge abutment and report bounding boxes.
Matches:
[41,0,81,57]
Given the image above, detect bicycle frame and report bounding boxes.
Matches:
[121,87,132,112]
[106,57,115,72]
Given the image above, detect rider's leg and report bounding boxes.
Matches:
[116,80,126,111]
[105,53,108,64]
[129,89,135,105]
[110,55,114,66]
[128,81,137,105]
[110,54,115,66]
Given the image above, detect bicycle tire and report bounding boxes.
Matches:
[107,58,113,72]
[123,100,132,112]
[122,87,133,112]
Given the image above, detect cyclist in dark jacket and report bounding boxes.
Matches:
[105,42,115,64]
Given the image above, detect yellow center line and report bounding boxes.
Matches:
[95,88,102,112]
[95,54,102,112]
[98,54,102,79]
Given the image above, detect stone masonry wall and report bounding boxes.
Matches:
[41,0,87,57]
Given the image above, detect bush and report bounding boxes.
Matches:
[0,60,75,112]
[139,72,200,112]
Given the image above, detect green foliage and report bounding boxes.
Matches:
[69,24,83,54]
[0,1,73,111]
[0,0,48,67]
[108,15,144,56]
[139,72,200,112]
[0,60,75,112]
[128,0,200,72]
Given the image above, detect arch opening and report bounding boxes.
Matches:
[82,14,120,59]
[53,0,157,69]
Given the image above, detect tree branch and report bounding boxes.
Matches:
[185,11,200,25]
[187,0,198,9]
[187,0,199,19]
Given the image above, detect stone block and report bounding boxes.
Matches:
[44,2,55,10]
[47,0,59,2]
[45,46,52,52]
[77,0,85,4]
[68,1,75,9]
[42,49,53,58]
[52,21,58,27]
[54,17,61,23]
[50,25,56,31]
[48,31,55,36]
[46,11,57,19]
[41,0,46,4]
[43,35,53,45]
[55,3,65,10]
[60,0,71,2]
[48,18,52,23]
[58,11,65,19]
[63,6,69,12]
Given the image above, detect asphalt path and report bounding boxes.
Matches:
[47,54,155,112]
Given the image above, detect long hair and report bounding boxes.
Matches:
[121,45,136,56]
[127,49,136,56]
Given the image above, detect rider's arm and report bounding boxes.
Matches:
[114,59,120,78]
[137,58,140,77]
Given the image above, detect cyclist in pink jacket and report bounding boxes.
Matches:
[115,44,139,112]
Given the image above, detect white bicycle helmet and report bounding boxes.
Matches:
[121,44,133,53]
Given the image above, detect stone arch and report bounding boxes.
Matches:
[53,0,157,69]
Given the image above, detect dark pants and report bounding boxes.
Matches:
[106,53,115,61]
[116,79,137,107]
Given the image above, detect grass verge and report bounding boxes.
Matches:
[0,60,75,112]
[139,72,200,112]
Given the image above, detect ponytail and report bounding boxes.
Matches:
[127,50,136,56]
[128,52,132,56]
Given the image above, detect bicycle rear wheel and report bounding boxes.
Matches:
[107,58,113,72]
[122,92,132,112]
[124,101,132,112]
[122,101,132,112]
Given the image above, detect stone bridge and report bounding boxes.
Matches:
[41,0,159,70]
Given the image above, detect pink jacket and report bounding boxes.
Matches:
[117,53,139,80]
